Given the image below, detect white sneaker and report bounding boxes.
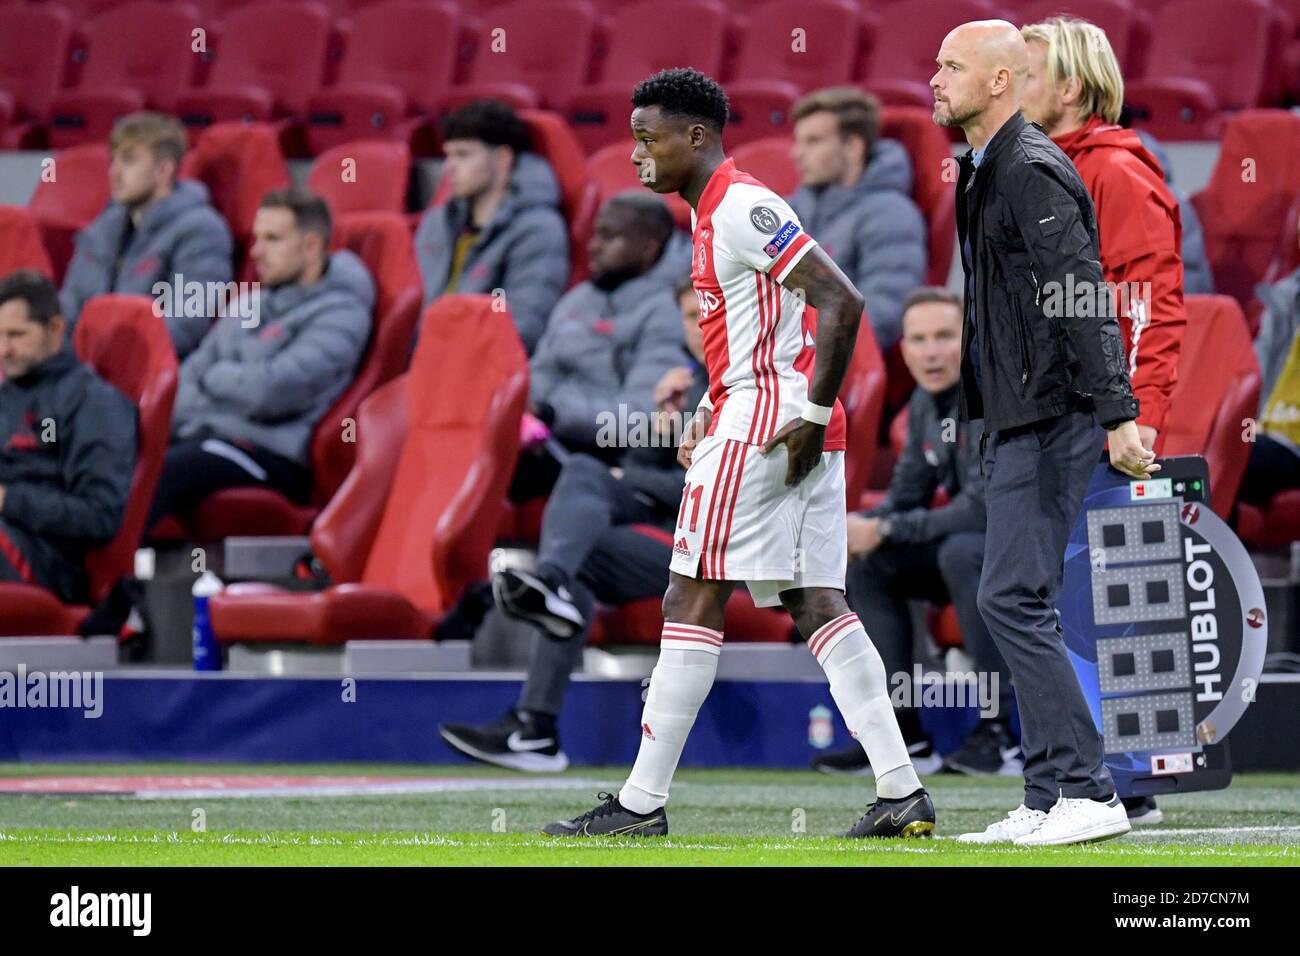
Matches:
[955,804,1047,843]
[1014,795,1131,846]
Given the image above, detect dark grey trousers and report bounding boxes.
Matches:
[516,455,674,716]
[846,531,1013,716]
[978,408,1114,811]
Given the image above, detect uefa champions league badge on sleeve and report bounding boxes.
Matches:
[1060,456,1267,797]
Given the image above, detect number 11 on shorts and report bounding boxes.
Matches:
[678,482,704,532]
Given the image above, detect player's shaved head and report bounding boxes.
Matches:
[931,19,1029,148]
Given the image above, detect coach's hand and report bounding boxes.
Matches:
[763,418,825,487]
[678,407,712,469]
[1108,419,1160,480]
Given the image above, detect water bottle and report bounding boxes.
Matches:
[192,571,224,671]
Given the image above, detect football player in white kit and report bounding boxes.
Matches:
[543,69,935,838]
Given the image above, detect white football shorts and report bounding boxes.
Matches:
[667,433,848,607]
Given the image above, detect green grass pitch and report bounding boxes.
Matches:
[0,764,1296,866]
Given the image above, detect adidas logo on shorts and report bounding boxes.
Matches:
[673,537,691,557]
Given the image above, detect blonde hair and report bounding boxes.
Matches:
[109,111,187,167]
[1021,17,1124,124]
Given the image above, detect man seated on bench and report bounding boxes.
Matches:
[0,270,136,603]
[146,188,373,531]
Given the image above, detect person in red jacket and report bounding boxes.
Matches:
[1021,16,1187,456]
[1020,16,1186,827]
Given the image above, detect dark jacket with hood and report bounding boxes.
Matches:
[956,112,1139,433]
[788,139,928,350]
[60,179,234,359]
[862,384,985,543]
[415,152,570,353]
[0,345,137,601]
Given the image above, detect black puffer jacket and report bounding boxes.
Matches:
[956,112,1139,432]
[0,346,137,599]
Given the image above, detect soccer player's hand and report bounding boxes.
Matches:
[763,418,825,487]
[678,407,711,469]
[1108,419,1160,479]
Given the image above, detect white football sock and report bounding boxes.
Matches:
[810,612,922,799]
[619,623,722,814]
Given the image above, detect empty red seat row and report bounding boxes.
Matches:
[6,0,1296,153]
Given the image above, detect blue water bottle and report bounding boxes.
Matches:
[192,571,224,671]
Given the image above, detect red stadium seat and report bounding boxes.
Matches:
[729,138,799,198]
[0,207,55,279]
[306,140,411,218]
[587,142,693,232]
[1161,295,1262,520]
[1190,110,1300,309]
[565,0,729,155]
[27,142,111,284]
[179,211,421,540]
[445,0,597,112]
[0,3,73,148]
[841,311,887,511]
[1237,491,1300,550]
[46,2,203,149]
[0,296,177,636]
[879,106,957,286]
[173,1,331,129]
[179,122,292,265]
[861,0,996,108]
[209,294,528,644]
[724,0,862,147]
[304,0,461,155]
[1126,0,1272,140]
[1244,196,1300,337]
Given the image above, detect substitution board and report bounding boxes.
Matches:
[1060,456,1268,798]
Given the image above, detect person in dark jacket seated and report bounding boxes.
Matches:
[438,274,704,771]
[59,112,234,359]
[788,88,928,351]
[811,288,1017,778]
[415,100,570,354]
[146,188,373,530]
[509,191,690,502]
[0,270,137,603]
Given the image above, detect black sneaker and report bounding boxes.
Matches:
[492,568,584,639]
[811,737,943,776]
[1122,795,1164,826]
[439,709,568,772]
[843,787,936,839]
[943,720,1023,776]
[541,792,668,837]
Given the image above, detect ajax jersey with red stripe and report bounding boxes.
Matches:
[690,158,847,451]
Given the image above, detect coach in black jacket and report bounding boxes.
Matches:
[933,21,1157,846]
[0,271,136,604]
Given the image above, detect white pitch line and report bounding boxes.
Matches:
[1126,825,1300,837]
